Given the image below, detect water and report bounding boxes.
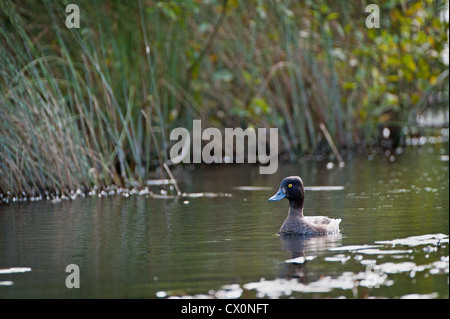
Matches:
[0,144,448,298]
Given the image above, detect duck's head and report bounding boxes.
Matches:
[268,176,304,208]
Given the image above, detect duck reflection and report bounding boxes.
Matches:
[279,234,342,283]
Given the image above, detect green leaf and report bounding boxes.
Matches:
[402,54,416,72]
[250,97,270,115]
[325,12,339,21]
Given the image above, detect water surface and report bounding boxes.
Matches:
[0,144,448,298]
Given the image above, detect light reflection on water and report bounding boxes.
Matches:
[0,145,448,298]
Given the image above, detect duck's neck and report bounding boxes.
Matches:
[288,200,304,218]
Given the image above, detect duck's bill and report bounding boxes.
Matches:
[268,189,286,201]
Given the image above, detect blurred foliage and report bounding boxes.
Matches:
[0,0,448,197]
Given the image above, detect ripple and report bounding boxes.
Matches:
[355,248,413,255]
[376,262,425,274]
[304,186,345,191]
[400,292,439,299]
[375,234,448,247]
[329,245,382,252]
[233,186,273,191]
[0,267,32,274]
[243,270,393,298]
[324,254,351,264]
[285,256,316,264]
[0,281,14,286]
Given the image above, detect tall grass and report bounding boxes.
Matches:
[0,0,448,200]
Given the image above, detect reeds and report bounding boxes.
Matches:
[0,0,448,200]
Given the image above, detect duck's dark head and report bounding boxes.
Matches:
[268,176,305,208]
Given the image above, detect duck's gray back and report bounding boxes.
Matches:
[279,216,341,235]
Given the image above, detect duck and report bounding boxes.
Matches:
[268,176,341,235]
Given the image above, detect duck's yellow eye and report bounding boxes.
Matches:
[288,184,292,188]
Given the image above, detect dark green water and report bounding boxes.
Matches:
[0,144,448,298]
